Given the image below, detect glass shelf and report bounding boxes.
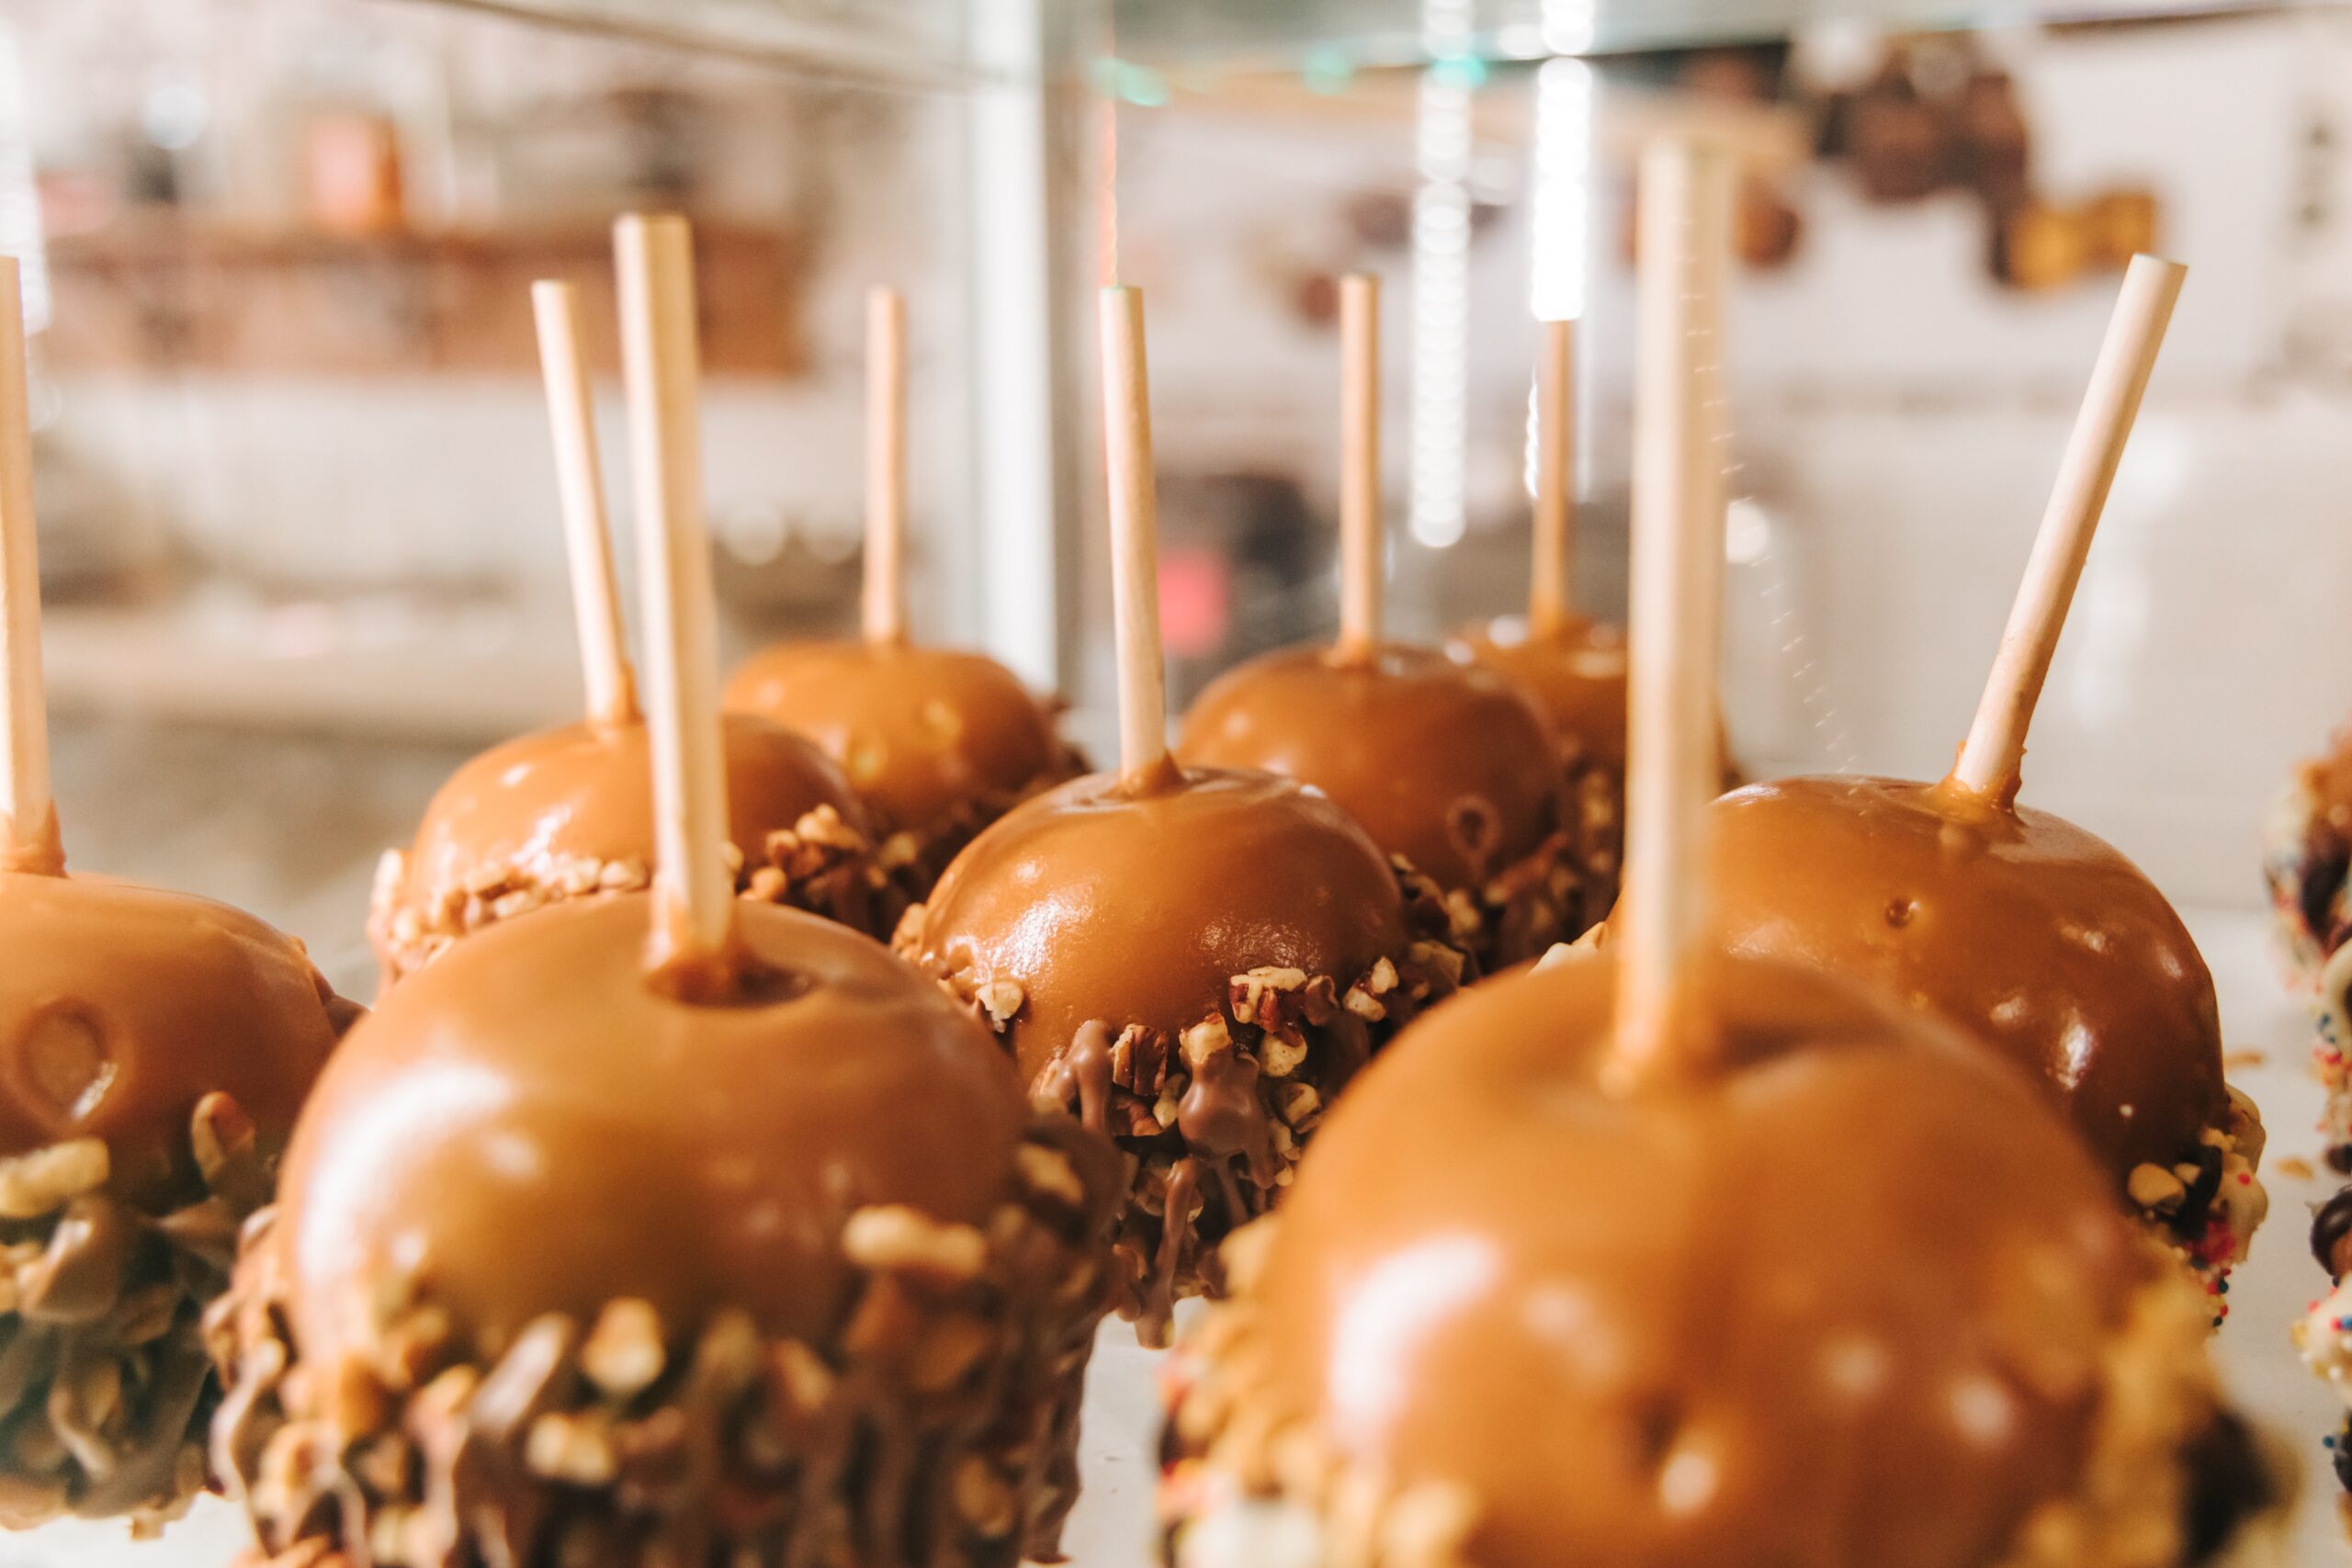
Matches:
[1109,0,2282,70]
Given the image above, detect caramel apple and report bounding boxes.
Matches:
[1175,280,1585,964]
[1160,190,2274,1568]
[1674,259,2265,1301]
[210,897,1118,1568]
[902,287,1469,1343]
[1158,951,2278,1568]
[901,764,1464,1338]
[1706,776,2265,1297]
[725,638,1082,891]
[0,254,354,1529]
[368,279,890,986]
[727,290,1082,893]
[1447,318,1634,929]
[209,220,1120,1568]
[0,873,350,1529]
[368,711,889,983]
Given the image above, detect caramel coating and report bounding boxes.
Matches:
[1449,616,1629,772]
[912,767,1406,1084]
[395,713,872,905]
[274,896,1030,1371]
[1704,775,2227,1184]
[726,640,1074,837]
[1251,949,2161,1568]
[0,872,344,1212]
[1177,644,1563,891]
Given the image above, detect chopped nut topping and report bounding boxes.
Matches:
[1016,1145,1088,1209]
[953,1455,1018,1538]
[842,1206,989,1285]
[976,981,1027,1026]
[524,1411,618,1486]
[1180,1015,1234,1069]
[2128,1163,2187,1212]
[0,1141,108,1222]
[581,1300,666,1400]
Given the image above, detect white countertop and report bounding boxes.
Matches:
[19,907,2349,1568]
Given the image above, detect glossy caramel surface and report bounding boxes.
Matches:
[914,767,1405,1080]
[275,896,1027,1369]
[0,871,342,1209]
[1705,774,2227,1181]
[1450,616,1630,772]
[1255,948,2154,1568]
[1176,644,1562,891]
[400,714,868,899]
[726,640,1069,834]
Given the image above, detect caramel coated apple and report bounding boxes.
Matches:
[1702,776,2264,1288]
[726,639,1081,886]
[216,896,1118,1568]
[1159,949,2269,1568]
[369,713,888,981]
[903,764,1466,1339]
[1177,645,1580,959]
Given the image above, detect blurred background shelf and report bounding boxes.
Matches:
[1121,0,2290,66]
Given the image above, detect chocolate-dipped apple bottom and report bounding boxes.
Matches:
[0,867,353,1529]
[1159,951,2283,1568]
[1699,777,2266,1305]
[1447,616,1629,927]
[369,713,892,985]
[1177,646,1583,964]
[898,763,1470,1344]
[2261,727,2352,1156]
[726,640,1085,896]
[209,896,1120,1568]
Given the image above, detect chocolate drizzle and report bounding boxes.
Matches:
[2313,1184,2352,1280]
[0,1093,299,1530]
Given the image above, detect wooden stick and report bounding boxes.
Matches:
[863,286,909,646]
[1100,286,1176,792]
[1529,315,1577,637]
[1610,140,1736,1090]
[1947,254,2187,803]
[615,214,737,973]
[1336,274,1382,660]
[0,257,57,876]
[532,279,639,728]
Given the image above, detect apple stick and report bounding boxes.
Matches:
[0,257,56,876]
[1336,273,1382,660]
[863,286,909,647]
[1947,254,2187,802]
[615,214,736,974]
[532,279,639,728]
[1100,286,1177,792]
[1529,316,1577,637]
[1610,140,1736,1089]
